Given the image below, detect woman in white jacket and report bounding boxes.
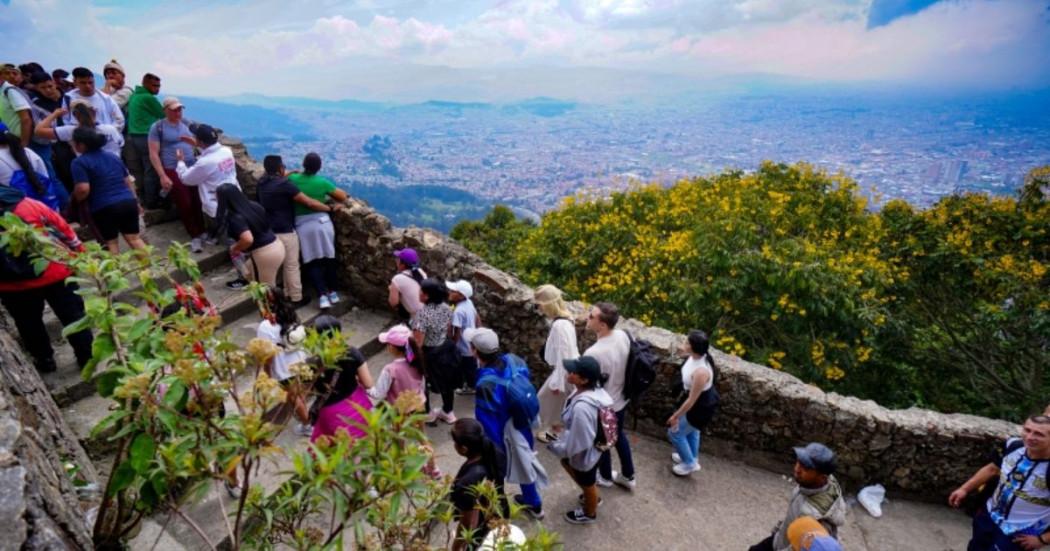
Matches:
[534,284,579,443]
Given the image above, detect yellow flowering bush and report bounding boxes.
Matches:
[456,163,1049,420]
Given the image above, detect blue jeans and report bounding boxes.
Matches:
[668,416,701,467]
[598,408,635,480]
[968,508,1024,551]
[519,482,542,509]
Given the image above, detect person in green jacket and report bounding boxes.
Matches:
[125,73,165,208]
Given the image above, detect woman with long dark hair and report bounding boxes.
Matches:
[70,126,145,254]
[308,315,374,444]
[0,122,62,211]
[215,183,286,288]
[450,417,508,551]
[412,277,457,424]
[666,330,719,477]
[289,152,347,309]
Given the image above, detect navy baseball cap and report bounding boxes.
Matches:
[794,443,837,475]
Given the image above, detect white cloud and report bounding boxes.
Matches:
[3,0,1048,99]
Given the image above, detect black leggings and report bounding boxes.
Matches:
[423,343,455,414]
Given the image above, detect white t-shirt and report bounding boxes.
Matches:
[543,318,579,393]
[681,355,714,393]
[256,320,307,382]
[54,124,124,158]
[62,89,124,131]
[584,328,631,411]
[0,147,48,186]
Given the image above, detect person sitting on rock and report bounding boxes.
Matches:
[748,442,846,551]
[962,413,1050,551]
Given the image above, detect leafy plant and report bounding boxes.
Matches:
[0,215,557,550]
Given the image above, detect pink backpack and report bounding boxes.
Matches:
[595,405,618,451]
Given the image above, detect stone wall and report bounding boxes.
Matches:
[330,200,1019,500]
[0,315,97,550]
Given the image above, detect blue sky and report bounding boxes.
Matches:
[3,0,1049,101]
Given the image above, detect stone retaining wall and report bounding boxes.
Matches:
[0,315,97,550]
[331,200,1018,499]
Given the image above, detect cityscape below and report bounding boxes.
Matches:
[183,89,1050,232]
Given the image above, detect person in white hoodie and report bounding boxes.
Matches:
[175,123,239,227]
[547,355,613,525]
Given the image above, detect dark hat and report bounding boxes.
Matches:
[563,356,601,383]
[794,443,837,475]
[193,123,218,145]
[52,68,70,79]
[29,72,52,85]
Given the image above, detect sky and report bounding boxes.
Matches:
[3,0,1050,102]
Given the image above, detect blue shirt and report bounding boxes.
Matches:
[451,299,478,357]
[70,150,133,212]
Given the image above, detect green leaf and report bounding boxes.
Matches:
[129,433,156,474]
[89,409,130,439]
[108,461,137,496]
[127,318,152,341]
[61,316,92,339]
[91,334,116,366]
[162,381,187,411]
[94,370,122,398]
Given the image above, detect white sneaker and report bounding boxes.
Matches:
[672,462,702,477]
[437,410,457,424]
[319,295,332,309]
[425,408,441,424]
[204,235,220,246]
[327,291,340,304]
[613,472,636,491]
[671,453,682,464]
[189,237,203,253]
[595,473,614,488]
[295,423,313,437]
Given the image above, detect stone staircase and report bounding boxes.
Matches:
[36,216,975,550]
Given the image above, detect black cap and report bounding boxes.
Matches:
[193,123,219,146]
[794,443,837,475]
[52,68,69,79]
[563,356,601,383]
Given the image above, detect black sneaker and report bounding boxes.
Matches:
[454,386,475,396]
[225,278,249,289]
[564,508,596,525]
[292,296,311,308]
[577,494,603,508]
[513,494,545,520]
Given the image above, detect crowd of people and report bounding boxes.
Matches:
[3,59,1048,551]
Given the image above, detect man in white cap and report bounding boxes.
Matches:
[101,59,133,109]
[448,279,480,396]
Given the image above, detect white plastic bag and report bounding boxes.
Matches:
[858,484,886,518]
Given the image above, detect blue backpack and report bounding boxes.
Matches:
[1,158,61,212]
[477,354,540,430]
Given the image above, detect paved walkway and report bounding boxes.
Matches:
[397,351,973,551]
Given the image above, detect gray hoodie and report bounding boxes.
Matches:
[547,388,614,471]
[771,475,847,551]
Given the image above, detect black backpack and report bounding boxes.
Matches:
[623,332,658,402]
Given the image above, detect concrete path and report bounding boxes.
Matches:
[390,350,973,551]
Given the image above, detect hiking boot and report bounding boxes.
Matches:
[613,472,636,491]
[672,462,702,477]
[564,508,596,525]
[514,494,545,520]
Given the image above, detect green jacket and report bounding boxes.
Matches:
[126,85,164,136]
